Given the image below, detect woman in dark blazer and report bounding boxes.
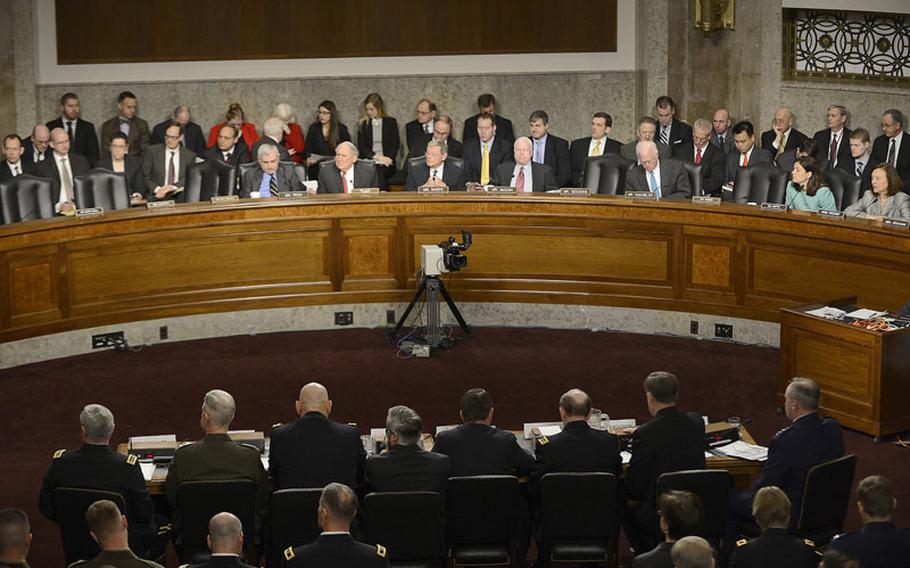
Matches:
[356,93,400,190]
[304,100,351,181]
[95,132,146,200]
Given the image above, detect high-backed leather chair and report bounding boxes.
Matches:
[363,491,444,567]
[176,479,257,563]
[657,469,731,548]
[53,487,128,564]
[823,168,863,211]
[446,476,519,568]
[269,488,323,567]
[184,159,236,202]
[0,174,55,223]
[407,155,465,171]
[794,454,857,547]
[74,169,131,211]
[587,154,635,194]
[732,162,788,204]
[681,162,704,197]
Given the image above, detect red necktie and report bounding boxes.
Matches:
[515,167,526,192]
[695,146,702,165]
[742,153,749,167]
[341,171,349,193]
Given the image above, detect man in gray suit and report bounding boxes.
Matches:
[142,122,196,202]
[621,117,671,162]
[239,144,299,198]
[492,136,557,192]
[625,141,691,200]
[317,141,379,194]
[711,108,735,155]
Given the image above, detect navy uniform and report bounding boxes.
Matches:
[729,529,819,568]
[70,548,164,568]
[285,533,390,568]
[434,423,533,477]
[181,554,258,568]
[38,444,157,554]
[531,420,622,489]
[268,412,365,490]
[364,445,450,495]
[830,521,910,568]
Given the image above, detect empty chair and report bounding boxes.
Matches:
[237,161,259,184]
[269,488,323,567]
[53,487,127,564]
[586,154,634,194]
[362,491,444,567]
[657,469,731,547]
[446,475,519,568]
[732,162,788,204]
[794,454,857,547]
[681,162,704,197]
[176,479,257,563]
[823,168,863,211]
[74,168,132,211]
[0,174,55,224]
[183,159,236,202]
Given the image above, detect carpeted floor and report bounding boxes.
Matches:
[1,327,906,567]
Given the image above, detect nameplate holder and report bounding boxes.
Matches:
[760,202,787,212]
[883,218,910,230]
[210,195,240,204]
[278,191,308,199]
[146,200,176,210]
[350,187,380,195]
[417,185,449,193]
[483,186,517,194]
[560,187,592,196]
[692,196,721,205]
[625,191,656,200]
[75,207,104,218]
[817,209,845,220]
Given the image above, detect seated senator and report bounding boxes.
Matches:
[405,139,464,191]
[317,141,379,194]
[239,144,299,198]
[785,156,836,212]
[844,163,910,220]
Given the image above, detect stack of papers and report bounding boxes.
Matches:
[712,440,768,461]
[846,308,888,319]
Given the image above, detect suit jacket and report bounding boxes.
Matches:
[813,127,853,173]
[100,116,151,160]
[0,160,35,182]
[444,136,464,158]
[898,299,910,318]
[463,137,512,184]
[364,444,451,495]
[569,136,623,186]
[20,138,48,166]
[357,116,401,163]
[530,420,622,490]
[871,131,910,187]
[844,189,910,220]
[268,412,366,490]
[710,130,735,155]
[34,152,91,205]
[287,533,390,568]
[239,163,299,198]
[204,144,245,168]
[46,117,100,165]
[535,134,571,187]
[761,128,808,156]
[95,154,146,198]
[725,147,774,184]
[854,156,874,193]
[673,143,726,196]
[621,141,671,162]
[405,119,433,158]
[632,541,673,568]
[625,159,692,200]
[141,144,196,201]
[251,137,292,162]
[303,122,351,159]
[657,118,693,148]
[150,119,206,155]
[405,161,465,191]
[463,113,515,144]
[434,423,534,478]
[492,161,557,192]
[317,161,379,194]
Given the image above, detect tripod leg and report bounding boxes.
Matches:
[437,279,473,335]
[391,277,427,336]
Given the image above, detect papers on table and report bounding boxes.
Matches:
[523,421,562,439]
[712,440,768,461]
[608,418,637,430]
[846,308,888,319]
[370,428,386,442]
[805,306,847,320]
[537,425,562,436]
[129,434,176,445]
[436,424,457,435]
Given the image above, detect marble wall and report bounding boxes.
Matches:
[0,0,16,136]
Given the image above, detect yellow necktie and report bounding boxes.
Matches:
[481,142,490,185]
[777,133,787,158]
[592,139,602,156]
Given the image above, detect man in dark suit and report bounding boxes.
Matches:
[830,475,910,568]
[364,405,450,495]
[205,124,245,167]
[761,107,808,160]
[492,136,557,192]
[812,104,853,173]
[149,104,206,156]
[250,117,292,162]
[239,144,299,198]
[673,119,726,196]
[849,128,874,193]
[46,92,100,166]
[433,116,463,158]
[317,141,379,194]
[463,112,512,185]
[463,93,515,144]
[626,141,691,200]
[34,127,91,214]
[193,512,258,568]
[711,108,735,155]
[569,112,623,186]
[141,122,196,202]
[725,121,774,186]
[624,371,706,554]
[20,124,50,167]
[404,139,465,191]
[871,108,910,188]
[0,134,36,182]
[621,117,672,162]
[404,98,436,160]
[655,96,693,149]
[100,91,150,160]
[268,382,366,490]
[528,110,571,187]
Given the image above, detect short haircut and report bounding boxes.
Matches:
[386,405,422,445]
[436,114,453,127]
[828,104,849,124]
[638,116,658,129]
[110,132,128,145]
[461,388,492,422]
[559,389,592,418]
[117,91,136,103]
[671,536,713,568]
[208,512,242,548]
[257,143,279,159]
[85,500,122,543]
[857,475,894,517]
[203,389,236,428]
[426,139,448,154]
[263,116,284,138]
[796,137,818,156]
[320,482,358,523]
[644,371,679,404]
[658,490,703,541]
[821,548,861,568]
[636,140,658,158]
[732,121,754,137]
[60,92,79,105]
[220,123,239,139]
[477,111,496,127]
[593,112,613,127]
[849,127,870,144]
[0,508,30,553]
[752,486,791,530]
[692,118,712,133]
[883,108,905,129]
[166,121,185,135]
[3,134,22,147]
[336,140,358,155]
[80,404,115,440]
[416,98,436,112]
[872,162,903,196]
[529,110,549,124]
[785,377,819,411]
[477,93,496,108]
[655,95,676,110]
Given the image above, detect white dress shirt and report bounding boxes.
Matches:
[532,135,547,164]
[510,162,534,192]
[888,132,904,166]
[646,163,662,198]
[739,147,755,166]
[157,149,181,190]
[427,163,445,182]
[53,152,74,211]
[588,136,607,157]
[829,128,844,166]
[6,161,22,177]
[771,128,792,150]
[63,117,78,140]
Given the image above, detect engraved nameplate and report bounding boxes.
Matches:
[692,196,721,205]
[210,195,240,204]
[560,187,592,196]
[75,207,104,218]
[760,202,787,212]
[817,209,846,220]
[278,191,308,199]
[350,187,380,195]
[146,200,176,209]
[625,191,657,200]
[417,185,449,193]
[883,218,910,229]
[483,186,517,194]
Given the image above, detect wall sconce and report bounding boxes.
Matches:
[695,0,736,36]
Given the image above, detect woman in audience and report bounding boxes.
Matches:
[206,103,259,159]
[845,162,910,220]
[304,100,351,180]
[95,132,145,201]
[633,490,703,568]
[785,156,836,212]
[356,93,400,190]
[272,103,305,164]
[729,486,819,568]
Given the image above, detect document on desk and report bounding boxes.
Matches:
[846,308,888,319]
[139,462,156,481]
[712,440,768,461]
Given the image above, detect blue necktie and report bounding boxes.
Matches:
[648,170,661,199]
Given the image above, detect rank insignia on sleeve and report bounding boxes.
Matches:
[538,436,549,445]
[736,539,748,547]
[376,544,387,558]
[284,546,295,561]
[126,454,138,465]
[53,449,66,459]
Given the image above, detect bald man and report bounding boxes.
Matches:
[21,124,50,166]
[188,512,258,568]
[269,383,366,490]
[760,107,808,158]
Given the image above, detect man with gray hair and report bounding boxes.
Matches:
[317,140,379,193]
[492,136,558,192]
[364,405,450,494]
[625,141,691,199]
[672,118,726,196]
[38,404,159,558]
[404,139,465,191]
[187,512,257,568]
[239,143,298,198]
[671,536,715,568]
[871,108,910,186]
[812,104,853,173]
[761,106,809,158]
[250,116,292,162]
[166,390,269,542]
[0,508,32,568]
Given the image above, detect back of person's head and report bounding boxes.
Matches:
[821,548,861,568]
[202,389,236,429]
[298,382,330,414]
[659,490,703,541]
[461,388,493,422]
[752,486,791,530]
[263,116,284,138]
[0,508,31,560]
[644,371,679,404]
[207,512,243,554]
[320,483,358,526]
[80,404,115,443]
[559,389,592,419]
[796,138,819,157]
[857,475,895,519]
[785,377,820,411]
[386,405,422,445]
[85,500,124,547]
[670,535,714,568]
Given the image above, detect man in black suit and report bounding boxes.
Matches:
[871,108,910,188]
[194,512,258,568]
[205,124,245,167]
[433,116,463,158]
[404,98,436,160]
[528,110,571,187]
[34,127,91,214]
[463,93,515,144]
[626,141,691,200]
[812,104,853,173]
[250,117,292,162]
[711,108,735,155]
[655,96,693,149]
[849,128,874,193]
[20,124,50,167]
[0,134,35,182]
[141,122,196,202]
[621,117,672,162]
[492,137,557,192]
[624,371,706,554]
[404,139,465,191]
[149,104,206,155]
[569,112,623,186]
[463,112,512,185]
[364,405,450,495]
[317,141,379,194]
[673,119,726,196]
[239,144,299,198]
[269,382,366,490]
[725,121,774,186]
[761,107,808,160]
[46,92,100,166]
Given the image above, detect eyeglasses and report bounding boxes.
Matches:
[164,135,181,140]
[317,110,332,116]
[416,109,432,115]
[110,144,128,149]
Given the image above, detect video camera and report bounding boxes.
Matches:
[421,230,472,276]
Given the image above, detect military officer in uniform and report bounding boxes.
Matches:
[830,475,910,568]
[0,508,31,568]
[71,500,164,568]
[38,404,159,557]
[165,390,269,543]
[268,382,366,490]
[729,486,819,568]
[179,512,257,568]
[284,483,390,568]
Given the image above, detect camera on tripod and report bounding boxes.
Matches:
[421,230,472,276]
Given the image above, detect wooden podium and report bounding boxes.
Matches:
[780,298,910,439]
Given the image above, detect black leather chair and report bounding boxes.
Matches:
[237,161,259,185]
[363,491,444,568]
[407,156,465,171]
[0,174,55,224]
[74,168,132,211]
[53,487,127,564]
[657,469,731,547]
[585,154,634,194]
[269,488,323,567]
[177,479,257,563]
[823,168,863,211]
[446,476,519,568]
[732,162,788,204]
[539,472,620,567]
[794,454,857,547]
[183,159,236,202]
[681,162,704,197]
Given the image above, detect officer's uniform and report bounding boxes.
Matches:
[531,420,622,489]
[433,423,534,477]
[69,548,164,568]
[364,445,450,495]
[830,521,910,568]
[0,560,29,568]
[729,528,819,568]
[284,533,390,568]
[182,553,258,568]
[268,411,365,490]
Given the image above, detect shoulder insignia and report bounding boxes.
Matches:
[804,538,815,547]
[53,449,66,459]
[736,538,748,547]
[538,436,549,445]
[284,546,295,561]
[178,564,189,568]
[272,422,283,429]
[126,454,138,465]
[376,544,387,558]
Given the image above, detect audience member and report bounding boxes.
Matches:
[785,156,836,212]
[239,144,298,198]
[492,136,557,192]
[621,117,671,162]
[142,121,196,202]
[432,115,463,158]
[813,104,853,173]
[0,508,32,568]
[761,107,808,159]
[100,91,150,160]
[74,500,164,568]
[404,139,464,191]
[34,127,91,214]
[95,132,146,201]
[205,124,245,167]
[272,103,305,163]
[528,110,571,187]
[626,141,691,199]
[671,536,714,568]
[206,103,258,159]
[464,112,512,185]
[190,512,257,568]
[463,93,515,144]
[633,491,704,568]
[20,124,50,166]
[849,128,873,192]
[405,98,437,160]
[149,105,205,155]
[250,117,292,162]
[724,121,773,186]
[356,93,399,190]
[0,135,34,182]
[46,92,100,165]
[871,108,910,187]
[304,100,351,180]
[729,486,819,568]
[655,96,693,148]
[776,137,827,175]
[830,475,910,568]
[317,141,379,194]
[569,112,622,186]
[672,118,725,196]
[819,549,861,568]
[844,162,910,220]
[711,109,734,154]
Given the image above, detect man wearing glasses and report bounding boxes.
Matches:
[405,98,437,160]
[141,121,196,202]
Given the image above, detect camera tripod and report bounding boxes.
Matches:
[391,274,472,348]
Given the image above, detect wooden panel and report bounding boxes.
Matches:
[790,329,874,406]
[689,243,732,289]
[5,246,61,325]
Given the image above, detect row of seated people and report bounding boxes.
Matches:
[35,374,869,566]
